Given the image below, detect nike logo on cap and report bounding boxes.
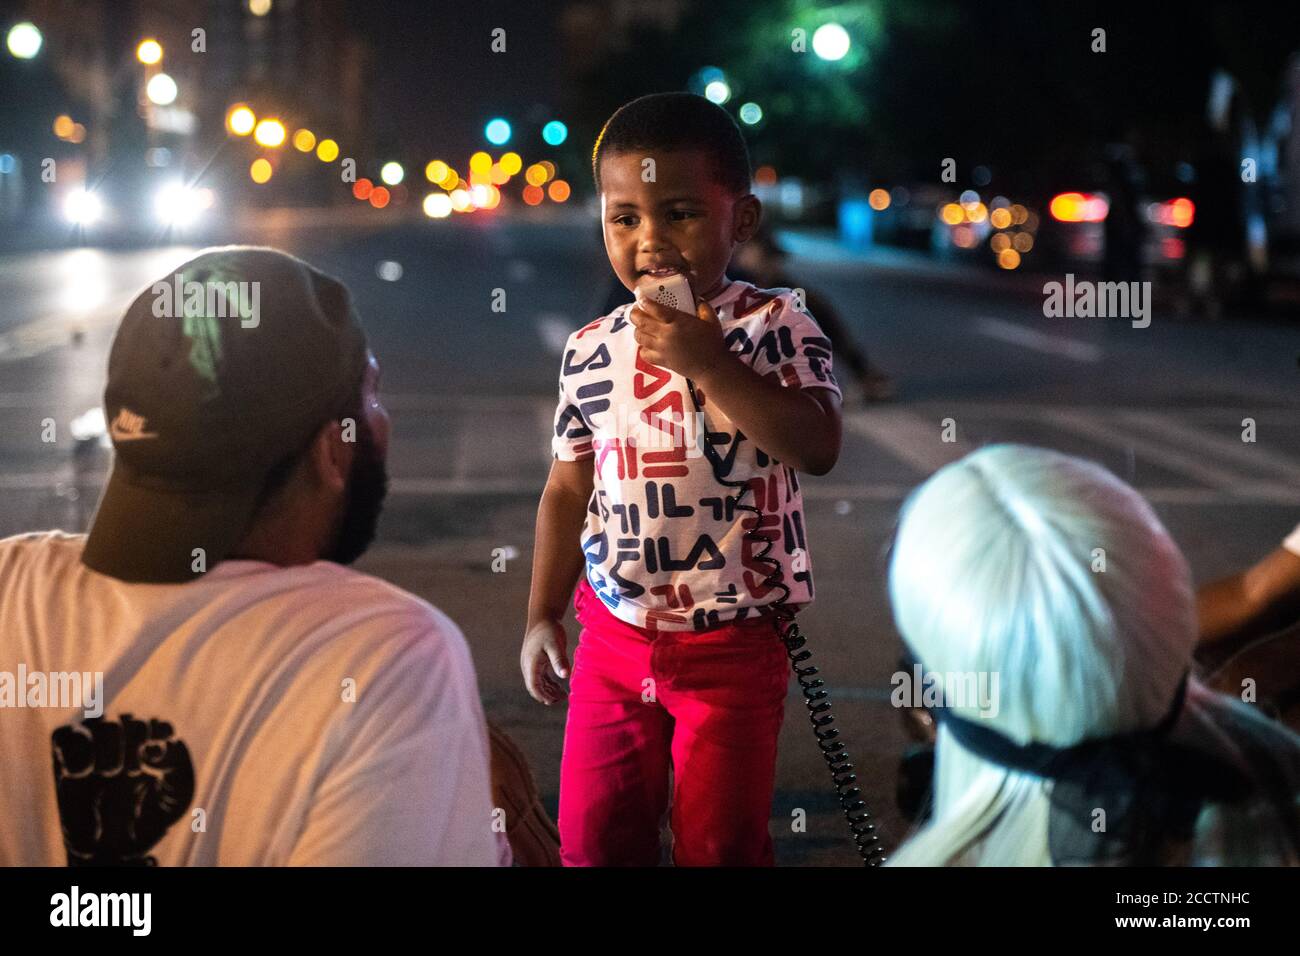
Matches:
[109,408,159,441]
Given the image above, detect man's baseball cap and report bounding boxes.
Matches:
[81,246,368,583]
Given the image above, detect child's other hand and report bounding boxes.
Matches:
[628,293,728,380]
[521,618,571,705]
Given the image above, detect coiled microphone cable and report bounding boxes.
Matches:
[685,379,887,866]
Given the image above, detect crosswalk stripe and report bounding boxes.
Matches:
[1118,411,1300,482]
[976,317,1103,363]
[1041,408,1248,490]
[844,408,972,475]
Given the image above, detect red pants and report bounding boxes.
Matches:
[558,577,791,866]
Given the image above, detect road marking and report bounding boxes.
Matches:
[975,316,1103,363]
[844,408,972,475]
[1043,408,1247,490]
[1118,411,1300,481]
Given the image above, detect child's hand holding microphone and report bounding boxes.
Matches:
[628,286,728,381]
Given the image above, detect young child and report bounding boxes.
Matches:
[520,92,843,866]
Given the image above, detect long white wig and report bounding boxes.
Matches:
[886,444,1300,866]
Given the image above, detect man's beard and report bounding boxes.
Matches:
[326,420,389,565]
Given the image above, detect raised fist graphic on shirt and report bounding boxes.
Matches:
[51,714,195,866]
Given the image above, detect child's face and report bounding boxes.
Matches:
[599,149,760,301]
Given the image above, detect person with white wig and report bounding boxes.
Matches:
[886,443,1300,866]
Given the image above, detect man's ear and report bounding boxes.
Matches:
[308,419,353,494]
[733,194,762,243]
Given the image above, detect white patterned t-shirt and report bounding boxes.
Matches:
[551,279,840,632]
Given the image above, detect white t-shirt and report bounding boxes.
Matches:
[1284,523,1300,557]
[0,531,510,866]
[551,279,840,631]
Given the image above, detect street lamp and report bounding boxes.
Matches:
[5,21,42,59]
[227,104,256,136]
[484,118,511,146]
[812,23,851,61]
[253,119,286,148]
[146,73,178,105]
[542,121,567,146]
[136,38,163,65]
[704,80,731,104]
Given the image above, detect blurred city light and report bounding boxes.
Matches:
[524,163,546,186]
[253,119,287,148]
[292,129,316,152]
[739,102,763,125]
[423,193,452,218]
[352,178,373,200]
[315,138,339,162]
[939,203,964,225]
[469,151,492,176]
[227,105,256,135]
[542,121,568,146]
[990,207,1012,229]
[6,22,42,60]
[704,80,731,104]
[812,23,851,61]
[500,152,522,176]
[489,162,509,185]
[425,160,449,183]
[154,181,210,226]
[249,0,272,15]
[485,118,511,146]
[1049,191,1108,222]
[754,165,777,186]
[249,158,273,183]
[53,115,74,139]
[868,188,890,210]
[380,161,404,185]
[136,39,163,65]
[369,187,390,209]
[449,188,472,212]
[0,154,15,174]
[998,248,1022,269]
[548,180,570,202]
[522,184,543,205]
[63,190,103,225]
[146,73,178,106]
[1147,197,1195,228]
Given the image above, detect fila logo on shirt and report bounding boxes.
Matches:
[109,408,159,442]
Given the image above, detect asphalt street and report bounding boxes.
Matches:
[2,210,1298,864]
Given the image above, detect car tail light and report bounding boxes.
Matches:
[1049,192,1109,222]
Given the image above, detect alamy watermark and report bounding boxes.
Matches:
[151,273,261,328]
[1043,273,1151,328]
[891,663,1000,718]
[0,666,103,718]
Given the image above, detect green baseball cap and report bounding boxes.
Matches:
[81,246,368,583]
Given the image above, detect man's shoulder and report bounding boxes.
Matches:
[0,531,86,573]
[277,562,464,643]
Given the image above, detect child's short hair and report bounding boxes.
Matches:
[591,92,752,197]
